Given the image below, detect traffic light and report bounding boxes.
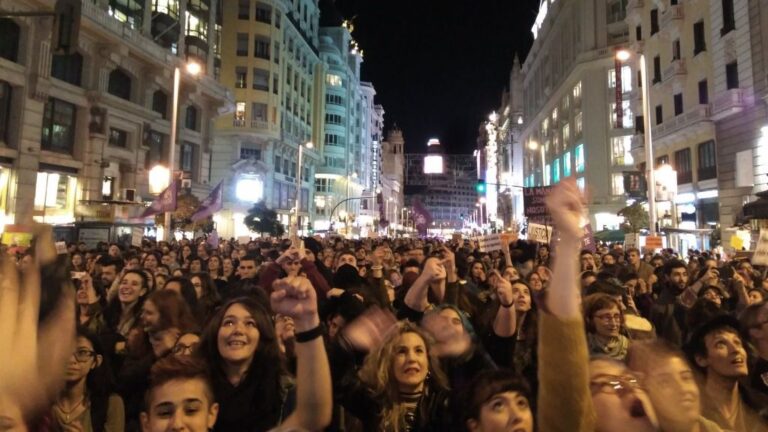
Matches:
[53,0,81,55]
[476,180,487,194]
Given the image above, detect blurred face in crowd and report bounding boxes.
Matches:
[280,257,301,277]
[141,299,161,331]
[155,274,167,291]
[668,267,688,290]
[222,258,234,276]
[651,257,665,268]
[197,244,208,258]
[182,245,192,259]
[190,276,204,299]
[503,267,520,282]
[471,263,486,281]
[189,259,203,274]
[140,378,219,432]
[581,273,597,290]
[326,314,346,340]
[407,248,425,264]
[155,266,170,277]
[335,253,357,271]
[143,254,158,271]
[701,287,722,307]
[172,333,201,356]
[528,274,543,292]
[639,356,701,431]
[101,264,118,286]
[392,332,429,393]
[628,251,640,266]
[238,259,258,279]
[119,272,146,305]
[217,303,259,366]
[126,257,140,270]
[165,281,182,296]
[602,254,616,266]
[589,359,657,432]
[591,305,622,339]
[695,329,748,380]
[207,256,221,274]
[356,247,367,260]
[512,283,531,313]
[467,391,533,432]
[581,254,596,271]
[108,244,121,257]
[748,289,765,305]
[71,254,83,268]
[65,336,100,384]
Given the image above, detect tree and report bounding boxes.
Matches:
[154,193,214,235]
[617,202,649,233]
[244,201,285,237]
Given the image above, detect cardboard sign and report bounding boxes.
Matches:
[523,186,553,224]
[752,230,768,265]
[624,233,639,249]
[476,234,502,252]
[131,227,144,247]
[1,225,33,248]
[528,223,553,244]
[730,234,745,250]
[645,235,663,250]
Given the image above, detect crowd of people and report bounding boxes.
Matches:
[2,179,768,431]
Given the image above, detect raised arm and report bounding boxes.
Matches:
[271,276,332,430]
[488,270,517,337]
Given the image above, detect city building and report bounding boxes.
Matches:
[404,147,477,232]
[625,0,719,250]
[212,0,324,239]
[520,0,632,230]
[708,0,768,245]
[312,22,366,235]
[357,81,384,228]
[496,55,526,228]
[380,127,404,235]
[0,0,230,242]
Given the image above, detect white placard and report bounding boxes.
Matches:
[131,227,144,247]
[752,230,768,265]
[237,235,251,245]
[528,223,553,244]
[475,234,502,252]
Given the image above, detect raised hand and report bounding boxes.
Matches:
[544,178,586,240]
[271,276,319,331]
[277,247,301,265]
[489,270,515,306]
[341,306,397,352]
[421,257,446,282]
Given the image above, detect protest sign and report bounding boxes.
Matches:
[528,223,553,243]
[752,230,768,265]
[523,186,553,224]
[475,234,502,252]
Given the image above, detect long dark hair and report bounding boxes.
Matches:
[198,297,285,430]
[190,272,221,326]
[76,327,116,432]
[164,276,200,313]
[105,270,149,331]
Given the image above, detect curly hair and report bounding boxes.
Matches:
[358,321,448,432]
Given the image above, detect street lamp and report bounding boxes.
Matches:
[293,141,313,238]
[616,48,657,236]
[163,60,201,241]
[148,164,170,195]
[346,171,357,215]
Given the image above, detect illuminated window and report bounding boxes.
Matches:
[153,0,179,17]
[577,177,585,192]
[553,159,561,183]
[573,81,582,101]
[552,108,558,122]
[326,74,342,87]
[563,151,572,177]
[610,101,634,129]
[234,102,246,126]
[575,144,585,173]
[575,112,583,136]
[608,66,632,93]
[33,171,78,223]
[185,11,207,39]
[544,163,551,186]
[612,173,625,195]
[562,124,570,145]
[611,136,634,166]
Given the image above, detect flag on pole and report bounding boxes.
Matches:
[141,181,177,218]
[191,181,224,221]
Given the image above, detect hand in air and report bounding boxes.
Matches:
[545,178,586,240]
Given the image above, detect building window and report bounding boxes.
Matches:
[0,81,11,145]
[34,171,78,216]
[635,25,642,41]
[41,98,76,154]
[574,112,583,136]
[698,140,717,180]
[655,104,663,125]
[252,68,269,91]
[610,101,634,129]
[145,130,164,168]
[694,21,706,54]
[240,146,261,160]
[51,53,83,86]
[255,2,271,23]
[675,148,692,184]
[721,0,735,35]
[563,151,572,177]
[185,105,198,131]
[180,142,194,172]
[612,173,625,195]
[611,136,634,166]
[238,0,249,19]
[234,101,246,126]
[236,33,248,56]
[553,159,561,184]
[672,39,681,61]
[235,66,247,88]
[185,10,208,39]
[562,124,570,144]
[254,36,270,59]
[274,155,281,173]
[575,144,585,173]
[325,113,343,125]
[108,69,132,100]
[275,11,281,29]
[650,9,659,35]
[251,102,267,122]
[273,41,280,64]
[656,154,669,167]
[698,80,709,104]
[544,164,551,186]
[653,56,661,83]
[273,73,279,94]
[326,94,344,105]
[608,65,632,93]
[326,74,342,87]
[325,133,343,146]
[0,19,20,63]
[726,62,739,89]
[573,81,582,101]
[109,128,127,148]
[152,90,168,119]
[674,93,683,116]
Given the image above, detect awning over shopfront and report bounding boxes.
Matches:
[741,190,768,222]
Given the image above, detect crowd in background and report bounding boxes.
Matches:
[2,180,768,431]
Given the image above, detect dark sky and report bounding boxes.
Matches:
[326,0,541,154]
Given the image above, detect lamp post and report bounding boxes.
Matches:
[616,49,657,235]
[163,61,201,241]
[293,142,313,238]
[346,171,357,216]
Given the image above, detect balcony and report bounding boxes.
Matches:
[661,4,684,28]
[233,118,246,127]
[662,58,686,82]
[710,88,747,120]
[251,120,279,133]
[652,104,711,140]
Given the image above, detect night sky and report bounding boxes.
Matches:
[324,0,542,154]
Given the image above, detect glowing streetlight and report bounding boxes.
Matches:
[148,164,170,195]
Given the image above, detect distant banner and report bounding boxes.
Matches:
[523,186,553,224]
[475,234,502,252]
[753,230,768,266]
[528,223,553,244]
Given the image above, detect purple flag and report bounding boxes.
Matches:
[207,229,220,249]
[141,181,177,218]
[411,198,433,237]
[191,181,224,221]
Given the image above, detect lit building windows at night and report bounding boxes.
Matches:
[610,101,633,129]
[235,67,247,88]
[608,65,632,93]
[326,74,342,87]
[611,173,625,195]
[153,0,179,17]
[563,151,572,177]
[698,140,717,180]
[544,163,551,185]
[576,177,585,192]
[553,158,561,183]
[575,144,585,173]
[611,136,633,166]
[33,171,78,223]
[41,98,76,154]
[234,102,246,126]
[185,11,208,39]
[575,112,583,136]
[109,128,128,148]
[573,81,582,101]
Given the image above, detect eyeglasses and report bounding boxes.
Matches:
[593,313,622,323]
[172,343,198,355]
[72,349,96,362]
[590,375,643,395]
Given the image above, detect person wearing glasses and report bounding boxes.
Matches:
[171,332,201,357]
[50,327,125,432]
[584,293,631,361]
